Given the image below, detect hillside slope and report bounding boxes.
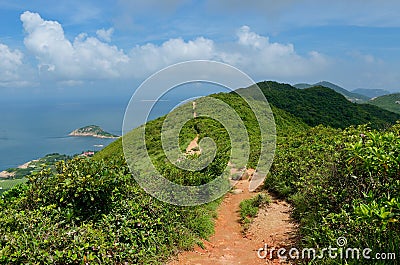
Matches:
[257,81,400,129]
[2,82,399,264]
[367,93,400,114]
[94,94,308,162]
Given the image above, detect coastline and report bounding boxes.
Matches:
[0,171,15,178]
[0,159,36,179]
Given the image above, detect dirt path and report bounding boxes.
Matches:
[170,100,297,264]
[186,135,201,155]
[168,179,297,265]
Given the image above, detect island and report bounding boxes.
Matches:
[69,125,119,139]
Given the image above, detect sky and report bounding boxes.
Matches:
[0,0,400,101]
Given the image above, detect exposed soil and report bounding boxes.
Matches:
[169,100,297,264]
[168,180,297,265]
[186,135,201,155]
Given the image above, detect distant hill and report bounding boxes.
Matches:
[293,83,312,89]
[255,81,400,129]
[352,88,391,98]
[368,93,400,114]
[294,81,369,103]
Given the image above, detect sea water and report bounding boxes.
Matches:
[0,98,125,170]
[0,83,228,171]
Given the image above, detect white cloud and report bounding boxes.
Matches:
[237,26,269,49]
[220,26,329,78]
[0,43,27,87]
[127,27,329,79]
[96,28,114,42]
[21,11,129,80]
[19,11,328,83]
[128,37,216,77]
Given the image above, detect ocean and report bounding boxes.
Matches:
[0,98,126,171]
[0,83,228,171]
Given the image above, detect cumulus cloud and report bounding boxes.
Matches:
[19,11,328,83]
[21,11,129,80]
[220,26,328,78]
[128,37,216,77]
[130,26,328,79]
[96,28,114,42]
[0,43,27,87]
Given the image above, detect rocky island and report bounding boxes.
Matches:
[69,125,119,139]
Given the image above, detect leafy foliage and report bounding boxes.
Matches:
[264,122,400,264]
[0,157,219,264]
[254,81,400,129]
[2,81,399,264]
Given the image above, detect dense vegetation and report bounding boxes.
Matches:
[1,81,399,264]
[0,156,219,264]
[0,92,275,263]
[254,81,400,129]
[368,93,400,114]
[265,123,400,264]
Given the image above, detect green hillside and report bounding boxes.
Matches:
[256,81,400,129]
[1,83,399,264]
[95,97,308,162]
[368,93,400,114]
[0,91,279,264]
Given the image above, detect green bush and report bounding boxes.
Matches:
[264,122,400,264]
[0,157,219,264]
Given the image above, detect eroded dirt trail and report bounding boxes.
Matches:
[186,135,200,155]
[169,101,296,264]
[168,179,297,265]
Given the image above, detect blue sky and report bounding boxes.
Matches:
[0,0,400,100]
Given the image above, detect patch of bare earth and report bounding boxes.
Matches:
[168,178,297,265]
[186,135,201,155]
[170,101,296,264]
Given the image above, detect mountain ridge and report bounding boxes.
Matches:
[294,81,369,102]
[256,81,400,129]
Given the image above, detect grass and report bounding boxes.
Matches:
[239,193,271,231]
